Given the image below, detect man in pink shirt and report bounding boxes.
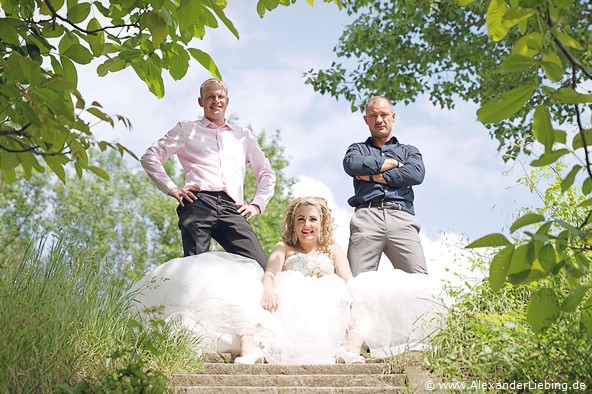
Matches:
[140,78,276,268]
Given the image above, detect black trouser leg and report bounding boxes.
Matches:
[213,201,267,269]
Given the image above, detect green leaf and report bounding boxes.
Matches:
[34,88,74,120]
[166,43,190,80]
[60,56,78,85]
[581,298,592,337]
[555,31,583,50]
[532,105,554,151]
[537,243,556,273]
[44,156,67,183]
[86,18,105,57]
[96,57,127,76]
[583,178,592,195]
[486,0,510,41]
[88,165,110,180]
[146,11,168,48]
[507,243,540,285]
[510,213,545,233]
[457,0,477,4]
[527,287,560,333]
[561,165,581,191]
[177,0,203,33]
[466,233,512,248]
[132,58,165,98]
[209,3,239,39]
[572,129,592,150]
[188,48,222,80]
[87,107,114,126]
[67,2,91,24]
[543,86,592,104]
[0,151,19,170]
[541,51,564,82]
[63,43,93,65]
[0,18,22,46]
[530,148,570,167]
[489,245,514,292]
[561,285,591,312]
[502,6,535,29]
[2,168,16,184]
[477,84,534,124]
[553,219,585,237]
[511,32,543,57]
[499,54,536,73]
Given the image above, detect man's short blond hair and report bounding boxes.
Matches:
[200,78,228,98]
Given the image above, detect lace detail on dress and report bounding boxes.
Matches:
[283,254,335,277]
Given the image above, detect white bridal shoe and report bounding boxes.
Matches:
[336,346,366,364]
[234,347,265,364]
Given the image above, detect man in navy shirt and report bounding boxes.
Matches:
[343,96,428,276]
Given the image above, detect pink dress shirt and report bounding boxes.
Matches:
[140,117,276,212]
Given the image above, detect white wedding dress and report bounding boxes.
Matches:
[129,252,443,363]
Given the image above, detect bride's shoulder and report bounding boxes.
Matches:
[327,243,346,256]
[270,241,298,259]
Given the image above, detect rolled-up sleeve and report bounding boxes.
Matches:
[382,146,425,187]
[343,143,384,177]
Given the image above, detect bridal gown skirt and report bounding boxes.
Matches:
[348,270,444,358]
[129,252,270,354]
[129,252,444,363]
[263,270,351,364]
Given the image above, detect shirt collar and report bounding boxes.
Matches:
[366,136,399,147]
[199,117,233,130]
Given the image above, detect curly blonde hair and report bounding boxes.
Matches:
[282,196,335,248]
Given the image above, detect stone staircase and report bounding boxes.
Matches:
[170,353,438,393]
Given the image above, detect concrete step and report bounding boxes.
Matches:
[172,372,405,387]
[171,354,438,393]
[176,386,405,393]
[195,363,393,375]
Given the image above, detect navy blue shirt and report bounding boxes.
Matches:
[343,136,425,214]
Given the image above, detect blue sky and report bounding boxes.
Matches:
[78,1,544,270]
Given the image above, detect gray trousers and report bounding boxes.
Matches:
[347,207,428,276]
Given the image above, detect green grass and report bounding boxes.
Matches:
[426,273,592,388]
[0,234,204,393]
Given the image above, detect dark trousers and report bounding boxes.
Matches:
[176,191,267,269]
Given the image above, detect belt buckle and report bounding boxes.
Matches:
[377,200,385,210]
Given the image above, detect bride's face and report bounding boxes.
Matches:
[294,205,322,245]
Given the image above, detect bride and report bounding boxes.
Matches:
[130,196,443,364]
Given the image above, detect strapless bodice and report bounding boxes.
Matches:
[283,253,335,277]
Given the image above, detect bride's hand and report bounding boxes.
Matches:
[261,290,278,312]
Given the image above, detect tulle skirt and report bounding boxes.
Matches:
[129,252,444,363]
[348,270,444,358]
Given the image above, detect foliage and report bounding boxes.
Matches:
[0,233,204,393]
[0,149,181,279]
[428,277,592,384]
[459,0,592,339]
[305,0,591,160]
[62,347,169,394]
[0,0,342,183]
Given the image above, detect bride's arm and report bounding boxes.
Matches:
[261,241,287,312]
[330,244,354,283]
